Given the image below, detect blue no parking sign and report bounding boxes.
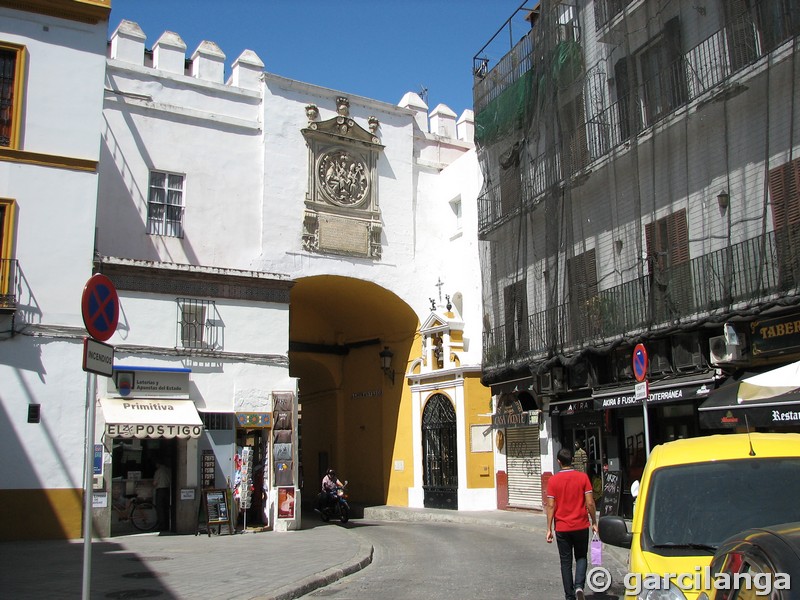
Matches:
[633,343,648,382]
[81,274,119,342]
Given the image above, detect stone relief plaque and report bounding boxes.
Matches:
[317,149,369,207]
[301,97,384,259]
[318,214,370,255]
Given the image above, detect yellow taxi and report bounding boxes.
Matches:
[599,433,800,599]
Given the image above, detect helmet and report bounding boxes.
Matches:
[327,469,336,478]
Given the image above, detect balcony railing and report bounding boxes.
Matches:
[478,11,800,237]
[0,258,18,310]
[482,230,797,368]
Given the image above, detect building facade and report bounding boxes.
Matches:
[0,0,111,540]
[475,0,800,515]
[0,2,493,540]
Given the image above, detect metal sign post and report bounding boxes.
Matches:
[633,344,651,459]
[80,274,119,600]
[81,371,97,600]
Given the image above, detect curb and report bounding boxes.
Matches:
[261,539,375,600]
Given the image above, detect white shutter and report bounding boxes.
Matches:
[506,426,542,509]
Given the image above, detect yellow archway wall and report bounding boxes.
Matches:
[289,275,420,507]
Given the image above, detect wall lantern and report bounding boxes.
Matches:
[717,190,730,210]
[379,346,395,384]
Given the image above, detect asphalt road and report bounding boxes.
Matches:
[302,519,572,599]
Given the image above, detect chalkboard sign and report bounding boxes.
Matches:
[198,488,232,536]
[600,470,622,517]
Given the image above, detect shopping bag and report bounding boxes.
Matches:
[591,532,602,565]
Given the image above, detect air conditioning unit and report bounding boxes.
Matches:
[709,335,742,365]
[672,334,703,371]
[649,339,673,375]
[539,372,553,393]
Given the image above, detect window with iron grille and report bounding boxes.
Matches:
[200,412,234,430]
[0,43,24,149]
[147,171,185,237]
[177,298,218,349]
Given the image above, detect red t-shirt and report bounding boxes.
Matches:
[547,468,592,532]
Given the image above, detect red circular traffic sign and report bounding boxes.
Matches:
[633,343,648,382]
[81,274,119,342]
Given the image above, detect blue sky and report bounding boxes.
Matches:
[109,0,529,118]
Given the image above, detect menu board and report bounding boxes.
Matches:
[600,470,622,516]
[199,488,232,536]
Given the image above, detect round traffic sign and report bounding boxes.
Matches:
[81,274,119,342]
[633,343,648,382]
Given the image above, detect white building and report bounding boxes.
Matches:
[0,0,110,540]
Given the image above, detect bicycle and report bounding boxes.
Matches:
[112,494,158,532]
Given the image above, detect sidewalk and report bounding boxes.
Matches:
[0,506,629,599]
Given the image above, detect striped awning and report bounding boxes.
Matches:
[101,398,203,439]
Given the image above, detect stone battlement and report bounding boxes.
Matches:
[108,20,473,142]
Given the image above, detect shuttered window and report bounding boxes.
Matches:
[768,159,800,228]
[567,248,598,341]
[768,159,800,288]
[645,209,692,320]
[645,208,689,269]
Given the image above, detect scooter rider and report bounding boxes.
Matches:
[321,469,343,510]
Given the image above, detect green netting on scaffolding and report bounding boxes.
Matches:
[472,0,800,385]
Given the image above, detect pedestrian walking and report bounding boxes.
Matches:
[546,446,598,600]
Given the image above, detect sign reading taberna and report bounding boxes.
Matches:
[108,366,190,399]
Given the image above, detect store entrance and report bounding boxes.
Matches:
[235,429,269,528]
[110,437,177,536]
[566,425,604,502]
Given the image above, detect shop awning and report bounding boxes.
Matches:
[101,397,204,439]
[698,371,800,429]
[738,360,800,402]
[592,372,714,410]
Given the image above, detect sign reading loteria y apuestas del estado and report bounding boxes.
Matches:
[107,367,190,399]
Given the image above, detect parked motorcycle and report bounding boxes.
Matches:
[316,481,350,523]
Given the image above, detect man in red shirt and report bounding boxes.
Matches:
[546,446,598,600]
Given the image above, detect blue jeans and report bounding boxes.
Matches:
[556,528,589,600]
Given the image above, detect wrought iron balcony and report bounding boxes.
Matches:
[478,11,800,237]
[482,230,799,368]
[0,258,18,310]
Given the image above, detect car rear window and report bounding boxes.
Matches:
[642,458,800,553]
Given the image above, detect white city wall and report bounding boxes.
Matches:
[98,20,481,366]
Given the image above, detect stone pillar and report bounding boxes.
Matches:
[109,20,146,66]
[153,31,187,75]
[190,41,226,84]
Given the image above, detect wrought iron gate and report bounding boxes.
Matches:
[422,394,458,509]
